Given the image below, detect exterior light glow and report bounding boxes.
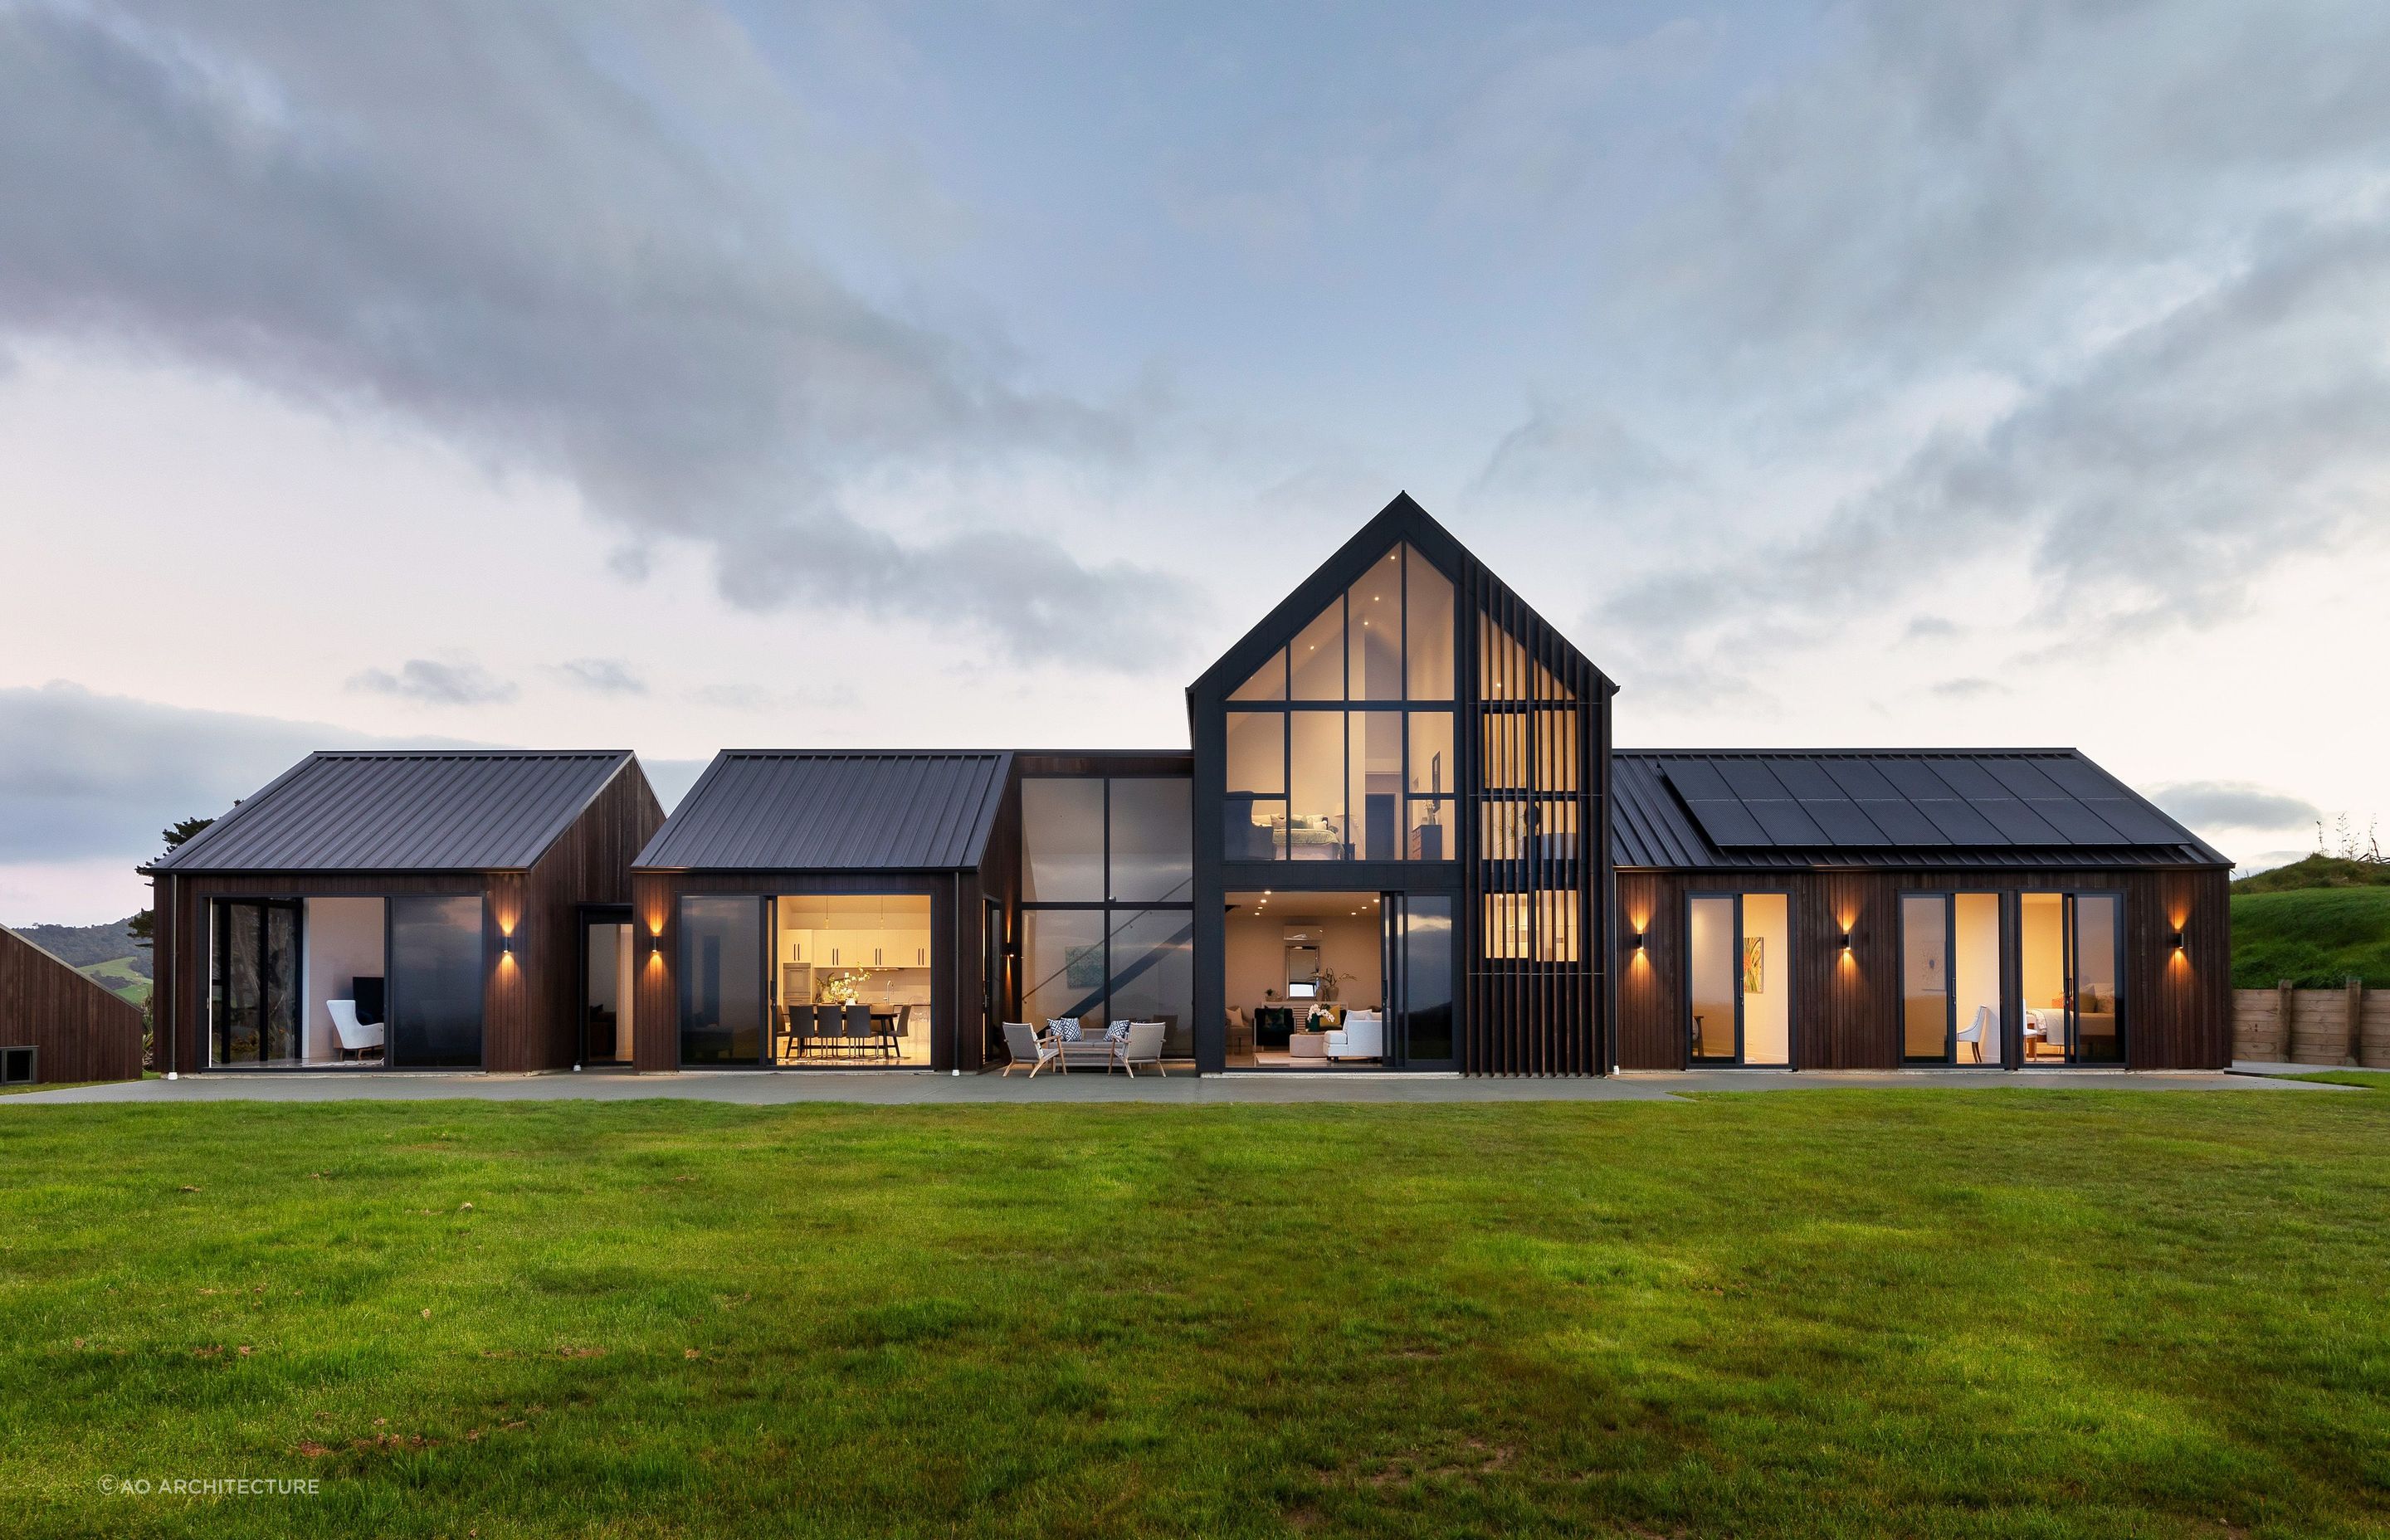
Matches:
[2168,929,2186,950]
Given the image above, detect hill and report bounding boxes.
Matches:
[2231,887,2390,989]
[10,917,151,974]
[2233,854,2390,894]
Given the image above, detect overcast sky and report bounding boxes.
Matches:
[2,0,2384,924]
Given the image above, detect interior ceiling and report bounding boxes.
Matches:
[1227,891,1380,924]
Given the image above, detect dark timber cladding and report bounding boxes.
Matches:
[1610,750,2231,1071]
[0,924,145,1084]
[1187,492,1616,1076]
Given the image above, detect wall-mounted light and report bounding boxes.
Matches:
[1629,932,1646,951]
[647,932,666,960]
[1838,931,1853,952]
[2168,929,2186,951]
[499,933,515,957]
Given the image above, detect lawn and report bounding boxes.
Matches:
[2,1093,2387,1538]
[2231,886,2390,987]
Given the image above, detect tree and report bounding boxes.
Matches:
[129,816,217,950]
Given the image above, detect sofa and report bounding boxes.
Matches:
[1326,1009,1383,1061]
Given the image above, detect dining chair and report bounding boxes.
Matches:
[845,1003,874,1060]
[814,1004,843,1061]
[892,1003,912,1065]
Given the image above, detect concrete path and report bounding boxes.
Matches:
[3,1066,2337,1108]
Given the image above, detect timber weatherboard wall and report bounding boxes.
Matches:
[0,924,145,1084]
[148,753,663,1075]
[1187,492,1615,1076]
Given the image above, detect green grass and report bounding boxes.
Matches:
[2281,1070,2390,1092]
[77,954,153,1007]
[2231,886,2390,988]
[3,1094,2388,1538]
[2234,855,2390,894]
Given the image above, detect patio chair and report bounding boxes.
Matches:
[326,999,383,1061]
[1002,1021,1060,1077]
[1111,1020,1166,1077]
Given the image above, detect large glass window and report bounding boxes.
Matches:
[771,894,933,1067]
[679,895,762,1065]
[2021,891,2125,1065]
[1902,894,1950,1060]
[1220,544,1459,863]
[1687,893,1789,1066]
[1108,909,1195,1055]
[1402,897,1455,1062]
[1022,778,1105,901]
[210,899,303,1068]
[391,895,485,1068]
[1110,778,1193,903]
[1904,893,2004,1064]
[1024,909,1107,1029]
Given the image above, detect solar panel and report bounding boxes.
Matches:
[1657,753,2196,851]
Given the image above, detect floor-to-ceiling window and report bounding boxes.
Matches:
[1902,893,2003,1064]
[1021,772,1195,1055]
[678,895,762,1066]
[210,899,303,1067]
[389,895,485,1068]
[1222,545,1456,864]
[1685,892,1792,1066]
[2020,891,2126,1065]
[769,894,933,1066]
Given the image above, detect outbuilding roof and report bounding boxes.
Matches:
[633,751,1012,872]
[1612,749,2227,870]
[151,751,641,874]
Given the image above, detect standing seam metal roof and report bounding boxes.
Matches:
[151,752,638,873]
[632,752,1012,871]
[1611,750,2227,870]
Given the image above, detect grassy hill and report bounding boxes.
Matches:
[2233,853,2390,894]
[77,955,153,1008]
[2231,885,2390,988]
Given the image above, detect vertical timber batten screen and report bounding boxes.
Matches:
[1460,567,1608,1075]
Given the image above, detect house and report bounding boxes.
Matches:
[145,752,663,1074]
[149,496,2228,1076]
[0,923,146,1085]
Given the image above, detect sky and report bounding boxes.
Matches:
[1,0,2385,924]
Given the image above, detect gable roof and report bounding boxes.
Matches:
[633,751,1012,872]
[1612,748,2227,870]
[151,751,641,874]
[1186,491,1616,704]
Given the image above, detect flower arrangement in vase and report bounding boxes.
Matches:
[817,970,872,1005]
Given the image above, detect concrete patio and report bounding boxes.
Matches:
[4,1066,2341,1108]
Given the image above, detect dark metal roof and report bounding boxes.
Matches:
[633,752,1012,872]
[151,752,641,874]
[1612,750,2227,870]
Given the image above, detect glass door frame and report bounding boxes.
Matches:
[1382,890,1457,1070]
[207,896,306,1070]
[1899,890,2013,1067]
[2050,889,2127,1067]
[577,903,635,1068]
[1683,890,1796,1069]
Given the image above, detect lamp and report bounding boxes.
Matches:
[647,932,666,960]
[1629,932,1646,951]
[1838,930,1853,952]
[2168,929,2185,951]
[499,933,515,958]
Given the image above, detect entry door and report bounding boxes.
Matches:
[580,907,635,1065]
[1382,894,1456,1068]
[1686,893,1792,1067]
[211,899,303,1066]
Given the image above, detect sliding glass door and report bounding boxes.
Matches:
[582,909,635,1066]
[1383,893,1455,1068]
[1900,893,2003,1064]
[1686,893,1792,1066]
[2019,891,2125,1065]
[389,896,485,1068]
[210,899,303,1067]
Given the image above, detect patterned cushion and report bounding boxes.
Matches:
[1048,1017,1082,1042]
[1104,1020,1132,1042]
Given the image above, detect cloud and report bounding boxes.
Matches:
[1904,616,1960,641]
[0,680,474,864]
[2142,780,2324,835]
[0,1,1193,668]
[1929,677,2004,701]
[1470,401,1684,505]
[348,659,519,706]
[553,658,646,698]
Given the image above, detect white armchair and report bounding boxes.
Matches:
[326,999,383,1061]
[1958,1005,1992,1064]
[1326,1009,1383,1060]
[1112,1021,1167,1076]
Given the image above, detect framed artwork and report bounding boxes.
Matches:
[1743,936,1765,995]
